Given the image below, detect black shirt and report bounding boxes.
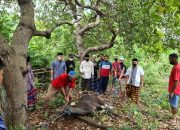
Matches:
[93,61,98,77]
[65,60,75,73]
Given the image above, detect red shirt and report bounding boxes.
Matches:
[168,63,180,95]
[99,61,112,77]
[51,74,76,89]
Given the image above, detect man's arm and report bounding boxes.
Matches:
[67,88,73,100]
[80,62,83,73]
[125,68,130,84]
[119,67,125,79]
[61,87,66,98]
[50,70,54,81]
[140,75,144,87]
[51,62,55,80]
[91,62,94,76]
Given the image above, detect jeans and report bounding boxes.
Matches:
[98,76,109,93]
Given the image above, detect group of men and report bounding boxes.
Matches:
[44,52,145,105]
[0,52,179,129]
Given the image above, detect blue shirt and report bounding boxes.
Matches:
[51,60,66,79]
[0,116,7,130]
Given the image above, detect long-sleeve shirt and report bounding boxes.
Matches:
[80,60,94,79]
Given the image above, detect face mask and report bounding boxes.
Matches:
[132,64,137,67]
[114,58,118,61]
[69,58,73,61]
[85,59,89,61]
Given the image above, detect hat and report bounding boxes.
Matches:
[68,71,76,77]
[92,54,96,58]
[119,56,124,60]
[57,53,63,56]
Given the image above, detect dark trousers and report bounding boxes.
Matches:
[98,76,109,93]
[81,78,91,91]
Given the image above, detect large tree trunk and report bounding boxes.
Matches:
[1,0,35,128]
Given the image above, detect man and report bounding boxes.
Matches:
[65,53,75,73]
[112,56,121,90]
[45,71,76,106]
[168,53,180,116]
[51,53,66,81]
[126,58,144,104]
[0,59,7,130]
[119,56,127,75]
[91,55,98,91]
[80,55,94,91]
[98,55,112,94]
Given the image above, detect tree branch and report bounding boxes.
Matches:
[33,21,73,39]
[75,0,105,17]
[79,15,101,35]
[83,29,117,55]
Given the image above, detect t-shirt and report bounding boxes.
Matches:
[51,73,76,89]
[112,61,121,77]
[93,61,98,77]
[0,116,7,130]
[51,60,66,79]
[65,60,75,73]
[80,60,94,79]
[126,66,144,87]
[99,61,112,77]
[168,63,180,95]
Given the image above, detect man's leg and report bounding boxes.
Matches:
[81,78,86,91]
[97,77,103,94]
[44,85,59,109]
[102,76,109,93]
[126,84,132,98]
[87,78,92,91]
[131,86,140,104]
[169,95,179,115]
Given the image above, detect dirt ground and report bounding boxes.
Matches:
[29,88,180,130]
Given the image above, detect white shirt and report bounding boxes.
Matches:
[126,66,144,87]
[80,60,94,79]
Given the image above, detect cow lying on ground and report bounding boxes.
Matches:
[63,94,107,116]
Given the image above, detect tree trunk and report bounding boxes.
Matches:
[1,0,35,128]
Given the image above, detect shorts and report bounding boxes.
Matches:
[169,94,179,108]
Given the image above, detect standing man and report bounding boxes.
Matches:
[112,56,121,90]
[66,53,75,73]
[0,59,7,130]
[168,53,180,116]
[98,55,112,94]
[91,55,98,91]
[126,58,144,104]
[51,53,66,81]
[119,56,127,75]
[80,54,94,91]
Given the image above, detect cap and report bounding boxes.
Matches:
[68,71,76,77]
[119,56,124,60]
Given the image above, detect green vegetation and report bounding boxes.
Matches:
[0,0,179,129]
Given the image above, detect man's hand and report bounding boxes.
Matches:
[66,96,70,103]
[169,92,174,99]
[51,77,54,81]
